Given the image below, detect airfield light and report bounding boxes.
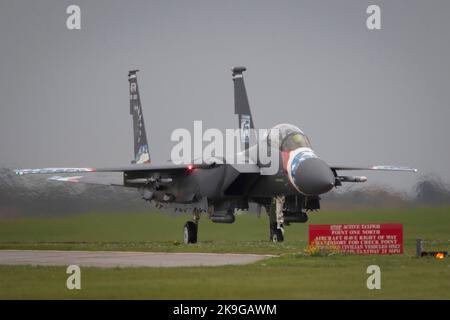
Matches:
[435,252,445,260]
[421,251,447,259]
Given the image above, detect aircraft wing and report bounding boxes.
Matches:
[14,163,215,187]
[47,173,126,187]
[330,165,418,173]
[14,163,210,176]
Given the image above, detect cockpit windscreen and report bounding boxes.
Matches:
[266,124,311,152]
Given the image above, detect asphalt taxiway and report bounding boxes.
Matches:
[0,250,272,268]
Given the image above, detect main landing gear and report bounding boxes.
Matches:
[183,209,200,244]
[269,196,285,243]
[183,221,197,244]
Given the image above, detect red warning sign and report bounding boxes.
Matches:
[309,224,403,255]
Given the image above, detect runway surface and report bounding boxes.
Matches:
[0,250,272,268]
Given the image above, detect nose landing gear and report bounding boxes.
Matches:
[270,222,284,242]
[268,196,310,242]
[269,196,285,242]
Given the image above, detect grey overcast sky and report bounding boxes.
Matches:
[0,0,449,193]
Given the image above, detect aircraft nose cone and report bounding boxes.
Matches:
[293,158,335,195]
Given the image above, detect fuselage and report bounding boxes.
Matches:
[133,123,336,209]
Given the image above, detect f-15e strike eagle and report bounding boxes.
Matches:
[15,67,417,243]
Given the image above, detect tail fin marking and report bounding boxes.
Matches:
[128,70,151,164]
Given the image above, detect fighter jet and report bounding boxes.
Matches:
[15,67,417,243]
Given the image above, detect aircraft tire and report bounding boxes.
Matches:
[272,228,284,243]
[270,223,284,243]
[184,221,198,244]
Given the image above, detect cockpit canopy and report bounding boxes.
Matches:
[265,124,312,152]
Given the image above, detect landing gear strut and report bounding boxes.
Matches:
[269,196,285,242]
[184,209,200,244]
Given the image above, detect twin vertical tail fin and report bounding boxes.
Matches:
[232,66,255,150]
[128,70,151,164]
